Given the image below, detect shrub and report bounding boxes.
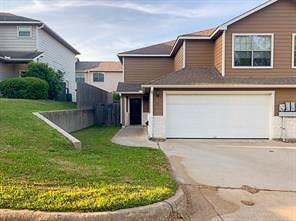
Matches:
[0,77,48,99]
[22,62,63,99]
[112,92,120,102]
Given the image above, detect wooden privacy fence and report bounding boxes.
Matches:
[76,83,120,126]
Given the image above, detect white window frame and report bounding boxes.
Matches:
[292,33,296,69]
[17,26,32,38]
[93,72,104,82]
[232,33,274,69]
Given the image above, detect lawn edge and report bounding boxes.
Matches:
[0,186,188,221]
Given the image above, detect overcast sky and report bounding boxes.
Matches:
[0,0,266,61]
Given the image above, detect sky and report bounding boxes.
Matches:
[0,0,266,61]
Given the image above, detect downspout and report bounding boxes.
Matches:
[150,87,154,138]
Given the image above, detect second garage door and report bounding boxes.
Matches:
[165,93,272,139]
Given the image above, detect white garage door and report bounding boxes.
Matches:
[165,93,272,138]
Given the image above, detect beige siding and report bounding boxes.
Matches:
[0,25,36,51]
[185,40,214,68]
[214,34,223,73]
[124,57,174,84]
[174,42,184,71]
[153,88,296,116]
[84,71,123,92]
[225,0,296,77]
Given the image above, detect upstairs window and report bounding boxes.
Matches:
[233,34,273,68]
[93,72,104,82]
[17,26,32,37]
[76,72,85,83]
[293,34,296,68]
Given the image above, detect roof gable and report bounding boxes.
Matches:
[118,0,281,58]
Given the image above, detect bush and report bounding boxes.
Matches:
[112,92,120,102]
[22,62,63,99]
[0,77,48,99]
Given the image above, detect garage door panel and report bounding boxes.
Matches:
[165,94,271,138]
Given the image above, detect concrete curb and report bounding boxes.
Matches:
[33,112,81,149]
[0,187,188,221]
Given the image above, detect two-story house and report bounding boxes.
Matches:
[117,0,296,140]
[75,61,122,92]
[0,13,79,101]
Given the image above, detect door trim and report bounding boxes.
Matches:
[163,90,275,140]
[128,96,144,126]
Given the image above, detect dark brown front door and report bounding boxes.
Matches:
[130,98,141,125]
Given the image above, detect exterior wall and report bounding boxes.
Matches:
[185,40,214,68]
[214,34,223,73]
[0,63,27,80]
[124,57,174,83]
[174,42,184,71]
[225,0,296,77]
[150,88,296,139]
[152,88,296,116]
[84,71,123,92]
[0,25,37,51]
[37,29,77,101]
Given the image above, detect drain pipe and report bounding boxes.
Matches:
[150,87,154,138]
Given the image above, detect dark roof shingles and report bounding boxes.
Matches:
[144,68,296,86]
[0,12,39,22]
[119,40,175,55]
[0,51,42,59]
[117,82,142,93]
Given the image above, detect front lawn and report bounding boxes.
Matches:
[0,99,176,212]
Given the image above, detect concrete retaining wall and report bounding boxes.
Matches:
[40,109,95,133]
[0,186,188,221]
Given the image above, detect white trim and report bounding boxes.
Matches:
[232,33,274,69]
[118,91,144,95]
[118,54,170,57]
[149,87,154,137]
[17,25,32,38]
[163,90,275,140]
[33,112,81,149]
[122,57,125,81]
[222,31,226,76]
[0,21,41,24]
[117,1,278,58]
[220,0,278,30]
[120,96,123,125]
[182,40,186,68]
[292,33,296,69]
[142,84,296,89]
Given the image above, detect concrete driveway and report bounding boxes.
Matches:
[160,139,296,221]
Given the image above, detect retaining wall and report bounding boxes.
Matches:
[40,109,95,133]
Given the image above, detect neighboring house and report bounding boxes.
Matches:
[117,0,296,140]
[75,61,122,92]
[0,13,79,101]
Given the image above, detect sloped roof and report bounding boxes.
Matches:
[180,27,218,37]
[0,12,79,54]
[144,68,296,86]
[118,40,175,55]
[116,82,142,93]
[0,50,43,63]
[118,0,281,57]
[0,12,39,22]
[76,61,122,72]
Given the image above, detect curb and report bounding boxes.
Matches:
[0,187,188,221]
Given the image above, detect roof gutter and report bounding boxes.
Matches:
[141,84,296,89]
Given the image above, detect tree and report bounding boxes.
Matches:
[22,62,64,99]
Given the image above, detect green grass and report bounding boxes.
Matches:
[0,99,176,212]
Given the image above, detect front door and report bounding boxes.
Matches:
[130,98,142,125]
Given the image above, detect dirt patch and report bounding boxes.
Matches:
[241,200,255,206]
[241,185,260,194]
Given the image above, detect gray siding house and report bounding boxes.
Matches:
[0,13,79,101]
